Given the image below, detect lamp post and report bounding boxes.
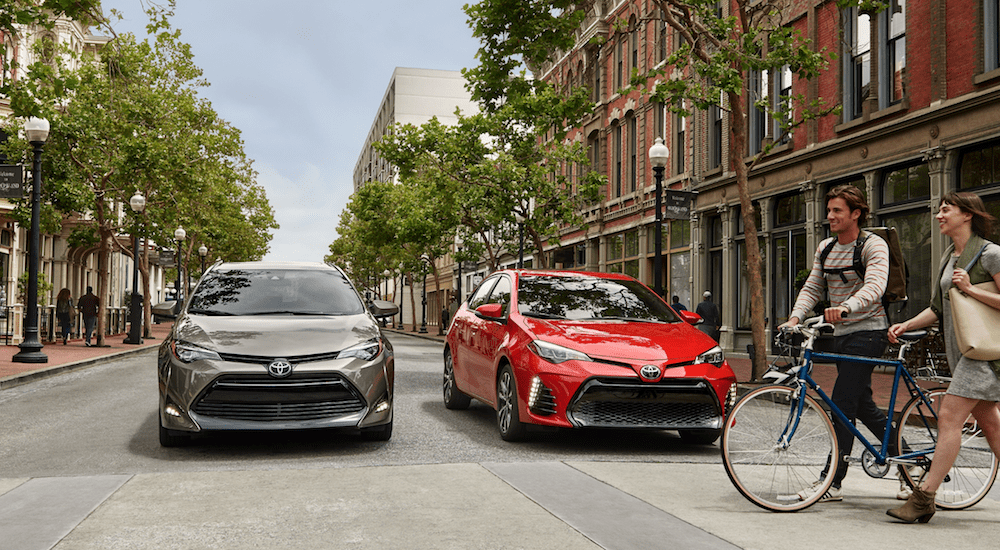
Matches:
[514,213,525,269]
[419,255,429,334]
[124,191,146,344]
[13,117,50,363]
[198,244,208,276]
[648,137,670,298]
[174,227,186,313]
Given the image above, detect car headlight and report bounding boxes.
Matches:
[170,340,222,363]
[528,340,592,364]
[340,338,382,361]
[696,345,725,368]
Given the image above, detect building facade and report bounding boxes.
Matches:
[524,0,1000,356]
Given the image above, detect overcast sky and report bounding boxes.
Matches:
[98,0,481,262]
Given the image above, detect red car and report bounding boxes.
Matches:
[443,270,737,443]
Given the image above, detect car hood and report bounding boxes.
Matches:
[173,313,381,357]
[523,318,716,362]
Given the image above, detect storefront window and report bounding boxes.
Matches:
[882,163,929,204]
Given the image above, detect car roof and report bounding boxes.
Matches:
[213,261,341,272]
[502,269,635,281]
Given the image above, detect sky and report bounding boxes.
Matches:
[97,0,481,262]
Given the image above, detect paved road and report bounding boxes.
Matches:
[2,332,999,549]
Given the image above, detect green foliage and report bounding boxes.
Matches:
[17,271,53,307]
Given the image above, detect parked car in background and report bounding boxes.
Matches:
[155,261,398,446]
[443,270,737,444]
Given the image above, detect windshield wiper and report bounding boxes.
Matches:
[521,310,566,320]
[592,316,664,323]
[187,308,235,316]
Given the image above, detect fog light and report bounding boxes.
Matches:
[725,383,738,416]
[373,399,390,414]
[165,403,183,418]
[527,376,557,415]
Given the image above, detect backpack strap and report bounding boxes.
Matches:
[820,230,869,283]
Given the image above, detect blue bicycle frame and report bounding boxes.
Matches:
[786,346,936,466]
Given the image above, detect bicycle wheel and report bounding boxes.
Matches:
[722,385,839,511]
[896,388,998,510]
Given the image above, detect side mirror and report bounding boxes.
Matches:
[152,301,177,320]
[678,310,703,326]
[369,299,399,319]
[475,303,505,320]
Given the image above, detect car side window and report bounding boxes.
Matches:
[467,276,499,310]
[488,276,512,316]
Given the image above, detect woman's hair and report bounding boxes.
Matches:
[826,184,870,225]
[57,288,71,301]
[941,191,996,238]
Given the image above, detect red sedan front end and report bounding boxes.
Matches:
[444,270,737,443]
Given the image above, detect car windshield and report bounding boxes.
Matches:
[187,268,366,316]
[516,275,680,323]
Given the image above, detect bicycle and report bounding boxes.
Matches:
[721,315,998,512]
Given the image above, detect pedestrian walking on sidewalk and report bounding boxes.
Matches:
[56,288,75,345]
[886,192,1000,524]
[695,291,720,341]
[78,286,99,346]
[780,184,890,504]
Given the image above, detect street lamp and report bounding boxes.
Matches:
[419,255,429,334]
[174,226,186,313]
[198,244,208,276]
[124,191,146,344]
[648,137,670,297]
[13,117,50,364]
[514,213,525,269]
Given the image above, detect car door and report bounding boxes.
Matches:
[454,276,500,400]
[469,275,512,404]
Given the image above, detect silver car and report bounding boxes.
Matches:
[156,261,398,446]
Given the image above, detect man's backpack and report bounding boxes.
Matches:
[817,226,908,316]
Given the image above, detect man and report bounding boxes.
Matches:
[670,295,687,312]
[695,291,720,341]
[781,184,890,503]
[78,286,99,346]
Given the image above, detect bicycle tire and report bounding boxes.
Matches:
[896,388,998,510]
[721,385,839,512]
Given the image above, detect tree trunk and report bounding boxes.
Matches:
[430,261,443,335]
[95,231,112,347]
[729,90,767,381]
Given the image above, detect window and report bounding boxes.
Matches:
[468,276,500,310]
[882,163,929,205]
[774,65,792,144]
[986,0,999,73]
[749,69,767,155]
[709,101,723,169]
[960,141,1000,190]
[630,19,638,76]
[881,0,906,107]
[675,109,686,174]
[879,210,932,322]
[588,131,601,179]
[607,230,639,278]
[772,194,808,327]
[774,193,805,226]
[488,276,512,316]
[616,38,625,90]
[657,19,668,63]
[589,46,602,103]
[628,113,637,193]
[844,8,871,121]
[613,122,622,197]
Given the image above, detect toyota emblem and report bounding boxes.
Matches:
[639,364,661,380]
[267,359,293,378]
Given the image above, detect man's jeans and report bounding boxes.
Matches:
[84,316,97,344]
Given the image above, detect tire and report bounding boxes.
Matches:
[158,415,191,448]
[680,428,723,445]
[721,385,838,512]
[496,365,527,441]
[895,388,998,510]
[360,418,393,441]
[443,348,471,410]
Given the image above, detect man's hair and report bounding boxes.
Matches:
[826,184,870,225]
[86,286,93,293]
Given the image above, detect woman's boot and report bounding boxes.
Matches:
[886,487,936,523]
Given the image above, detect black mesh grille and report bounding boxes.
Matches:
[191,374,365,422]
[567,378,721,429]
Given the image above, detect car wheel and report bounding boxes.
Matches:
[443,349,471,410]
[679,428,722,445]
[496,365,527,441]
[360,418,393,441]
[158,415,191,447]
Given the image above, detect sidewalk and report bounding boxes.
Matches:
[0,323,171,389]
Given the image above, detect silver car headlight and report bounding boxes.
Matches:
[340,338,382,361]
[170,340,222,363]
[528,340,592,364]
[696,345,725,368]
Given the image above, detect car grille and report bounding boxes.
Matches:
[567,378,721,429]
[191,374,366,422]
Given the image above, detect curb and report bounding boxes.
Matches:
[0,346,158,390]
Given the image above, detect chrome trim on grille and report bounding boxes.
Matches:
[217,351,341,365]
[191,374,366,423]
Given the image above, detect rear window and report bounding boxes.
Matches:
[188,268,365,316]
[517,275,680,322]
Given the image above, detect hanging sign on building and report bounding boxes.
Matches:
[0,165,24,198]
[663,190,694,220]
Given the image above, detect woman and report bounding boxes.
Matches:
[55,288,74,345]
[887,192,1000,523]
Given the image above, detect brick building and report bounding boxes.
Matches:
[526,0,1000,355]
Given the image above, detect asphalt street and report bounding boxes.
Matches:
[1,332,998,549]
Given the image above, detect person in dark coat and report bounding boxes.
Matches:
[695,291,721,341]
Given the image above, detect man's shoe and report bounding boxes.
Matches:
[796,480,843,502]
[897,466,923,500]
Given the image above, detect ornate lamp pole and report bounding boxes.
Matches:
[13,117,50,364]
[648,137,670,297]
[173,227,186,313]
[198,244,208,276]
[419,255,429,334]
[124,191,146,344]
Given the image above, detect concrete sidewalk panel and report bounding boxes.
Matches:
[54,464,602,550]
[571,462,1000,550]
